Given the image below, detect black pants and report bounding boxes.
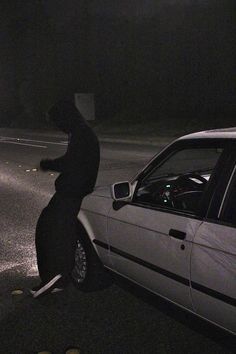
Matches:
[35,192,82,284]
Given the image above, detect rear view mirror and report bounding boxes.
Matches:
[111,181,132,201]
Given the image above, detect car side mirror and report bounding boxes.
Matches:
[111,181,132,201]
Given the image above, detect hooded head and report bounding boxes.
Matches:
[47,100,86,133]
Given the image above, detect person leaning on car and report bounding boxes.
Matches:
[30,99,100,298]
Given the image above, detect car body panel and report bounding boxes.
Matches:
[78,189,113,267]
[108,203,203,309]
[177,128,236,141]
[191,222,236,333]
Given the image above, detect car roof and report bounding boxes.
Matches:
[178,127,236,141]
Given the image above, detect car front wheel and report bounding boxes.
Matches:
[71,229,111,291]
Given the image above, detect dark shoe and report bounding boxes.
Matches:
[32,274,62,298]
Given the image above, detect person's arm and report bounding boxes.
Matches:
[40,154,67,172]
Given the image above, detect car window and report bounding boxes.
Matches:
[133,147,223,214]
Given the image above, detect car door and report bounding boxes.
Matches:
[191,152,236,334]
[107,140,227,309]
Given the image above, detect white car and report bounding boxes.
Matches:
[72,128,236,335]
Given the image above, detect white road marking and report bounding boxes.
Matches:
[0,141,47,148]
[0,136,67,146]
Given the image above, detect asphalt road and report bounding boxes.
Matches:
[0,130,235,354]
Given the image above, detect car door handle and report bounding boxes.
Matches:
[169,229,186,240]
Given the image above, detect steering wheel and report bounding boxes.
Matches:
[151,173,208,209]
[170,173,208,210]
[173,173,208,186]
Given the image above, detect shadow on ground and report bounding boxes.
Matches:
[0,270,235,354]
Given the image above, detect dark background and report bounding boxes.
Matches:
[0,0,235,130]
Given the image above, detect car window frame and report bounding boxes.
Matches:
[209,154,236,228]
[204,141,236,225]
[130,138,233,220]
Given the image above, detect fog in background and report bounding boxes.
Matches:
[0,0,235,130]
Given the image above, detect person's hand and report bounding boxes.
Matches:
[40,159,51,171]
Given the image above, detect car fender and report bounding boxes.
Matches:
[77,204,113,268]
[77,210,96,243]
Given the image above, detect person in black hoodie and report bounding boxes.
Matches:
[31,100,100,298]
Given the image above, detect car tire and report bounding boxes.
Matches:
[71,224,112,291]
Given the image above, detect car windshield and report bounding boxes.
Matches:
[149,148,222,178]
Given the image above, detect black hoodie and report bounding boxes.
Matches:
[44,100,100,198]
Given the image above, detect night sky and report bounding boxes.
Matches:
[0,0,235,128]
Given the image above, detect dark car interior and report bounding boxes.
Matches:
[134,171,210,213]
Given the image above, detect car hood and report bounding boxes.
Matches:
[92,185,111,198]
